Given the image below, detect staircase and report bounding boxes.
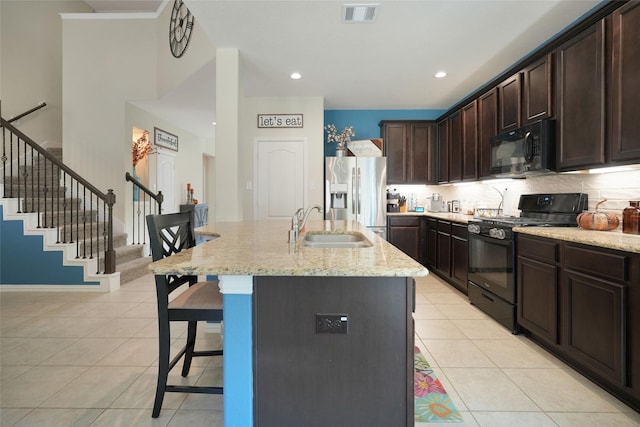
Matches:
[1,147,151,288]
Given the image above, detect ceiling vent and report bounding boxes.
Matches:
[342,4,379,23]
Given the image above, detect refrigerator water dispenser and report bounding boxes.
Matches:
[329,183,348,209]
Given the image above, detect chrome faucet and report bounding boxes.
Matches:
[300,205,322,231]
[289,205,322,243]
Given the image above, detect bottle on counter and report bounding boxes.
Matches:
[622,200,640,235]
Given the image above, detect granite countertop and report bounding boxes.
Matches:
[387,211,474,224]
[514,227,640,254]
[149,220,429,277]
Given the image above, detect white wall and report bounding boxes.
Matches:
[0,1,92,148]
[60,6,216,230]
[241,96,325,220]
[126,103,206,208]
[61,15,158,229]
[155,2,216,99]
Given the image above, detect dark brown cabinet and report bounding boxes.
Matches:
[561,244,627,388]
[461,100,478,181]
[478,88,498,178]
[381,121,435,184]
[424,218,468,295]
[610,1,640,164]
[450,223,468,293]
[435,110,465,184]
[437,118,449,184]
[556,19,606,171]
[517,234,559,345]
[498,73,522,132]
[523,53,554,123]
[388,215,425,264]
[448,111,462,183]
[435,220,451,278]
[516,233,640,410]
[425,218,437,269]
[382,122,407,184]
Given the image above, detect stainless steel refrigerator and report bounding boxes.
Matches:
[325,157,387,239]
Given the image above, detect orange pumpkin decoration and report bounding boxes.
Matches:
[576,199,620,231]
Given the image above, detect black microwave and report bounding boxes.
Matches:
[489,119,555,178]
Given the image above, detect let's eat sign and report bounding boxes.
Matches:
[257,114,303,128]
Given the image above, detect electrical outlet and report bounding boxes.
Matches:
[316,313,348,334]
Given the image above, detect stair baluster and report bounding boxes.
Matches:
[1,116,116,274]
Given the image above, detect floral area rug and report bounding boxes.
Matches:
[415,346,464,423]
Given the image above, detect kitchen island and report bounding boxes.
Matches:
[149,219,428,427]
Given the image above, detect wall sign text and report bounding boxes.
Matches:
[154,127,178,151]
[257,114,303,128]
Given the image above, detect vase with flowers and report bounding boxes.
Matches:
[325,124,355,157]
[132,131,150,201]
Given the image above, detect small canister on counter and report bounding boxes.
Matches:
[622,200,640,234]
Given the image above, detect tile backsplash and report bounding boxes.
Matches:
[390,169,640,227]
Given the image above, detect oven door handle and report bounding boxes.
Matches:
[468,232,512,247]
[481,293,495,303]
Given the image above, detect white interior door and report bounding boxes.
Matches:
[156,150,176,213]
[255,139,306,220]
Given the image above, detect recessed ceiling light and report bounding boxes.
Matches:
[435,71,447,78]
[212,122,216,125]
[290,72,302,80]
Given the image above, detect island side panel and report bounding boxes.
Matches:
[219,275,254,427]
[253,276,414,427]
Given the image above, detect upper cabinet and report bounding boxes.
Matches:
[610,1,640,164]
[437,118,449,184]
[448,110,463,183]
[462,100,478,181]
[499,53,554,133]
[478,88,498,179]
[381,121,435,185]
[382,122,408,183]
[523,53,554,123]
[498,73,522,132]
[556,20,606,171]
[557,1,640,171]
[432,1,639,182]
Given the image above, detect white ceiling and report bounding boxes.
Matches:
[84,0,603,137]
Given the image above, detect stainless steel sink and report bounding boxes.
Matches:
[302,231,373,248]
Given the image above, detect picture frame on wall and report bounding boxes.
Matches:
[154,127,178,151]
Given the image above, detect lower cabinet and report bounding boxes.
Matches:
[425,218,438,268]
[517,235,559,345]
[516,233,640,410]
[387,216,425,264]
[426,218,468,295]
[450,223,468,293]
[388,216,468,294]
[562,244,628,388]
[435,220,451,277]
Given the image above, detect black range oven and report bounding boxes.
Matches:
[467,193,588,333]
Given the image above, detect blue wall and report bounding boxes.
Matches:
[0,205,97,285]
[324,109,446,156]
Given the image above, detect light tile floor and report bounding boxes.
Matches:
[0,273,638,426]
[414,274,640,427]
